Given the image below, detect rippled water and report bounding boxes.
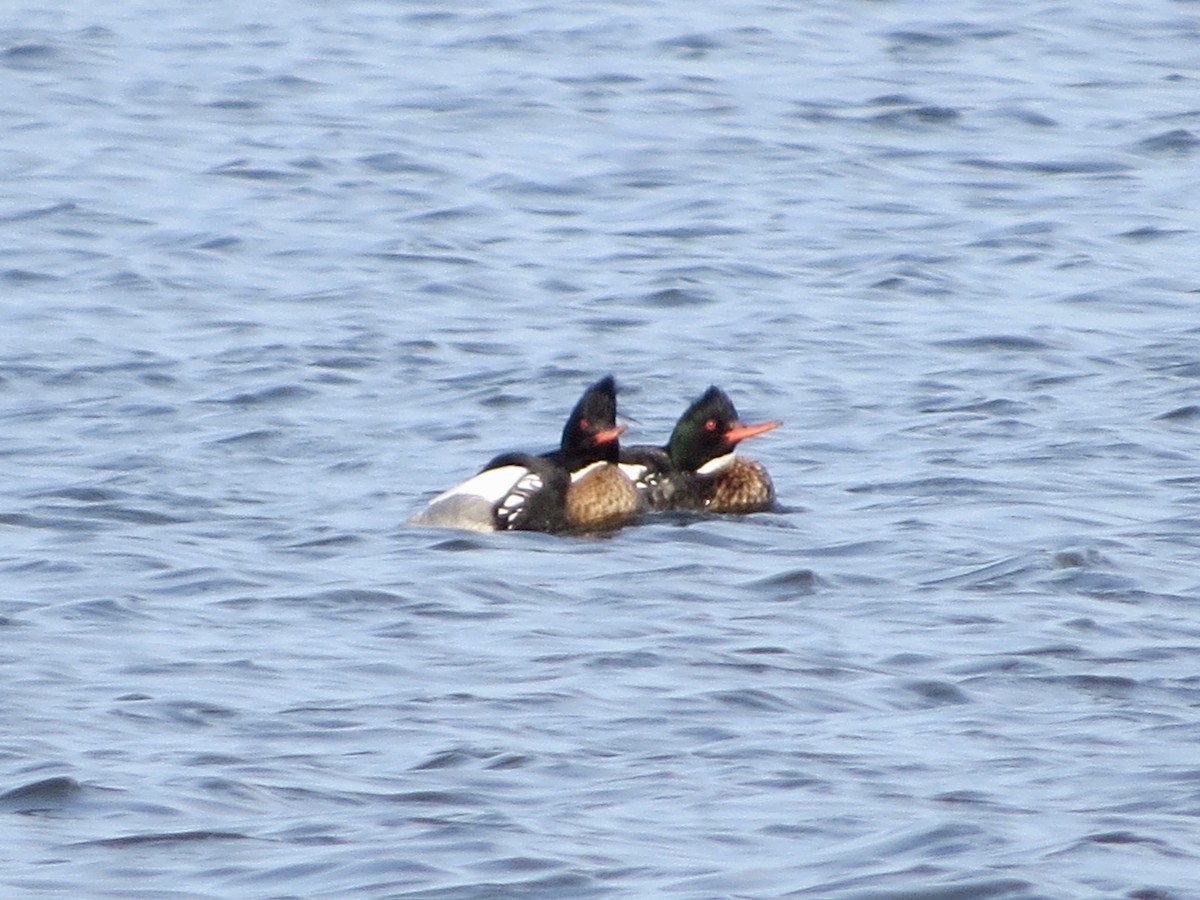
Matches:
[3,1,1200,897]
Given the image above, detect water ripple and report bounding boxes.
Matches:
[4,2,1200,898]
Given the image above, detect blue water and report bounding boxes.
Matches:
[3,1,1200,897]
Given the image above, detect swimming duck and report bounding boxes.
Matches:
[409,376,640,533]
[621,386,781,514]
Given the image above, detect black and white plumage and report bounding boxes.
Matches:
[617,447,680,510]
[408,453,569,533]
[408,376,639,534]
[620,386,781,514]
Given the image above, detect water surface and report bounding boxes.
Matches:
[3,1,1200,897]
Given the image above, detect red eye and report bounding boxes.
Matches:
[704,419,718,432]
[580,418,591,430]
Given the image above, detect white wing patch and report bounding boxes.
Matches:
[427,465,529,505]
[620,462,663,495]
[618,462,648,483]
[494,469,545,529]
[409,465,533,532]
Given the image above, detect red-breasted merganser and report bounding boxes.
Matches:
[408,376,641,534]
[621,386,781,514]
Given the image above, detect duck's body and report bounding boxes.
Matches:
[686,451,776,514]
[409,377,640,534]
[617,445,682,510]
[411,452,569,533]
[621,386,780,515]
[565,460,642,532]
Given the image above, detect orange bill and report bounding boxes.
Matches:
[725,419,781,444]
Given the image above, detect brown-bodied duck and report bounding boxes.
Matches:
[621,386,781,514]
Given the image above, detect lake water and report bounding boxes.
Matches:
[3,1,1200,897]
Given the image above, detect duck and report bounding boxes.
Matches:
[408,376,641,534]
[620,386,781,514]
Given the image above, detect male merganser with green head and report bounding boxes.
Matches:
[621,386,780,514]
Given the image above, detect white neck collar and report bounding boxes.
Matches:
[696,452,735,475]
[570,460,606,482]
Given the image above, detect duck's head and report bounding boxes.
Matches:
[667,386,780,474]
[561,375,626,468]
